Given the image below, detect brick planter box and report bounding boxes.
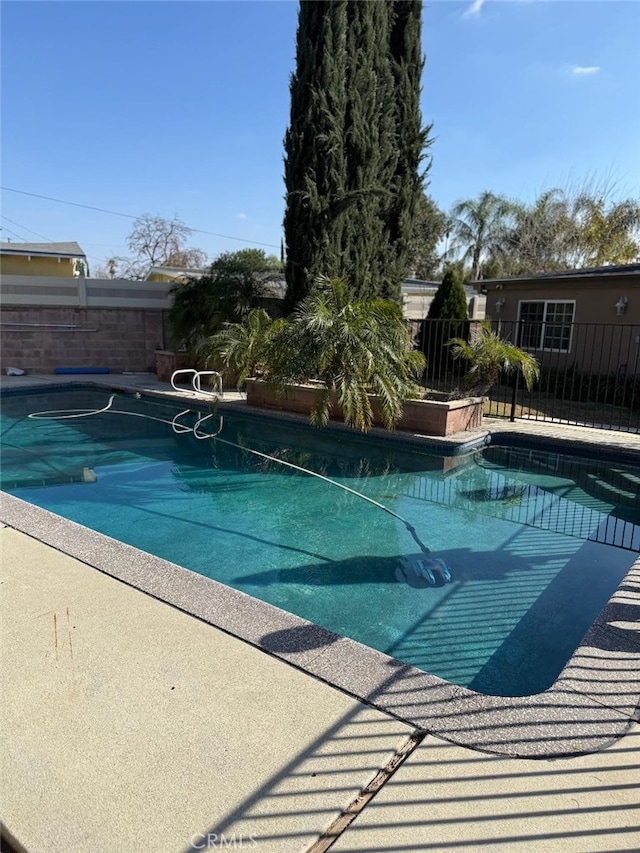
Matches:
[244,379,483,436]
[155,350,191,383]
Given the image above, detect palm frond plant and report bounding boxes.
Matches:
[269,276,426,432]
[200,308,282,390]
[448,322,540,396]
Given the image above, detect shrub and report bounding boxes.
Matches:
[448,321,540,396]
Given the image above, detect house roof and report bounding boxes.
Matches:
[145,265,207,280]
[473,262,640,287]
[147,265,478,301]
[402,278,477,299]
[402,278,440,292]
[0,241,86,258]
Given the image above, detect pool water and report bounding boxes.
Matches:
[2,387,639,696]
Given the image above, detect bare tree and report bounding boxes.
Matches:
[164,247,208,269]
[91,257,119,279]
[105,214,207,280]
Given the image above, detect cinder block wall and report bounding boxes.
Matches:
[0,307,166,374]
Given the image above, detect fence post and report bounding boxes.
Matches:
[509,318,524,422]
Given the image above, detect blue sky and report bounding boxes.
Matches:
[2,0,639,272]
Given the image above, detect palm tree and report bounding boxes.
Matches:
[501,187,640,273]
[502,189,575,275]
[270,277,426,431]
[449,191,514,280]
[448,322,540,396]
[572,195,640,267]
[201,308,280,390]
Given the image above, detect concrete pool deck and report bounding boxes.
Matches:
[2,526,640,853]
[1,374,640,852]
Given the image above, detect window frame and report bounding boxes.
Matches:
[516,299,576,353]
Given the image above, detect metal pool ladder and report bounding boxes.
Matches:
[170,369,223,398]
[170,408,224,439]
[170,370,224,439]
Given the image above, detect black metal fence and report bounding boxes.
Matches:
[401,448,640,551]
[413,318,470,394]
[415,318,640,433]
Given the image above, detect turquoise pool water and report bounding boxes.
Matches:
[2,387,639,696]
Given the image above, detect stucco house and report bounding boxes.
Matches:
[0,241,88,277]
[473,263,640,375]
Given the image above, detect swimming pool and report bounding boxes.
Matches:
[2,385,639,698]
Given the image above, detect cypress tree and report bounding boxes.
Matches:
[283,1,348,310]
[284,0,429,309]
[388,1,432,289]
[340,1,397,300]
[424,267,468,380]
[427,268,468,320]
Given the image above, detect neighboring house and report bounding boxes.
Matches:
[145,265,287,296]
[0,241,88,277]
[0,241,174,309]
[0,241,170,374]
[147,266,484,320]
[145,265,206,284]
[473,263,640,375]
[402,278,484,321]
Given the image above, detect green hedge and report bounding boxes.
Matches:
[537,365,640,409]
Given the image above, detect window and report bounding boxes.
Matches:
[518,300,575,352]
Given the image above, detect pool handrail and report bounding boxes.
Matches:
[194,370,223,396]
[170,369,223,398]
[171,408,224,439]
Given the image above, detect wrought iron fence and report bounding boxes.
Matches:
[401,449,640,551]
[413,318,469,394]
[415,318,640,433]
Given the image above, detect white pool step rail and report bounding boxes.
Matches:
[171,409,224,439]
[170,369,223,398]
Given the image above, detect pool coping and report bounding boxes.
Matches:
[2,379,640,758]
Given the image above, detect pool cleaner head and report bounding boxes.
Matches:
[396,555,452,587]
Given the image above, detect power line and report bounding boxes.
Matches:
[1,214,54,242]
[0,224,30,242]
[0,215,105,268]
[0,214,107,265]
[1,186,136,219]
[0,186,281,249]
